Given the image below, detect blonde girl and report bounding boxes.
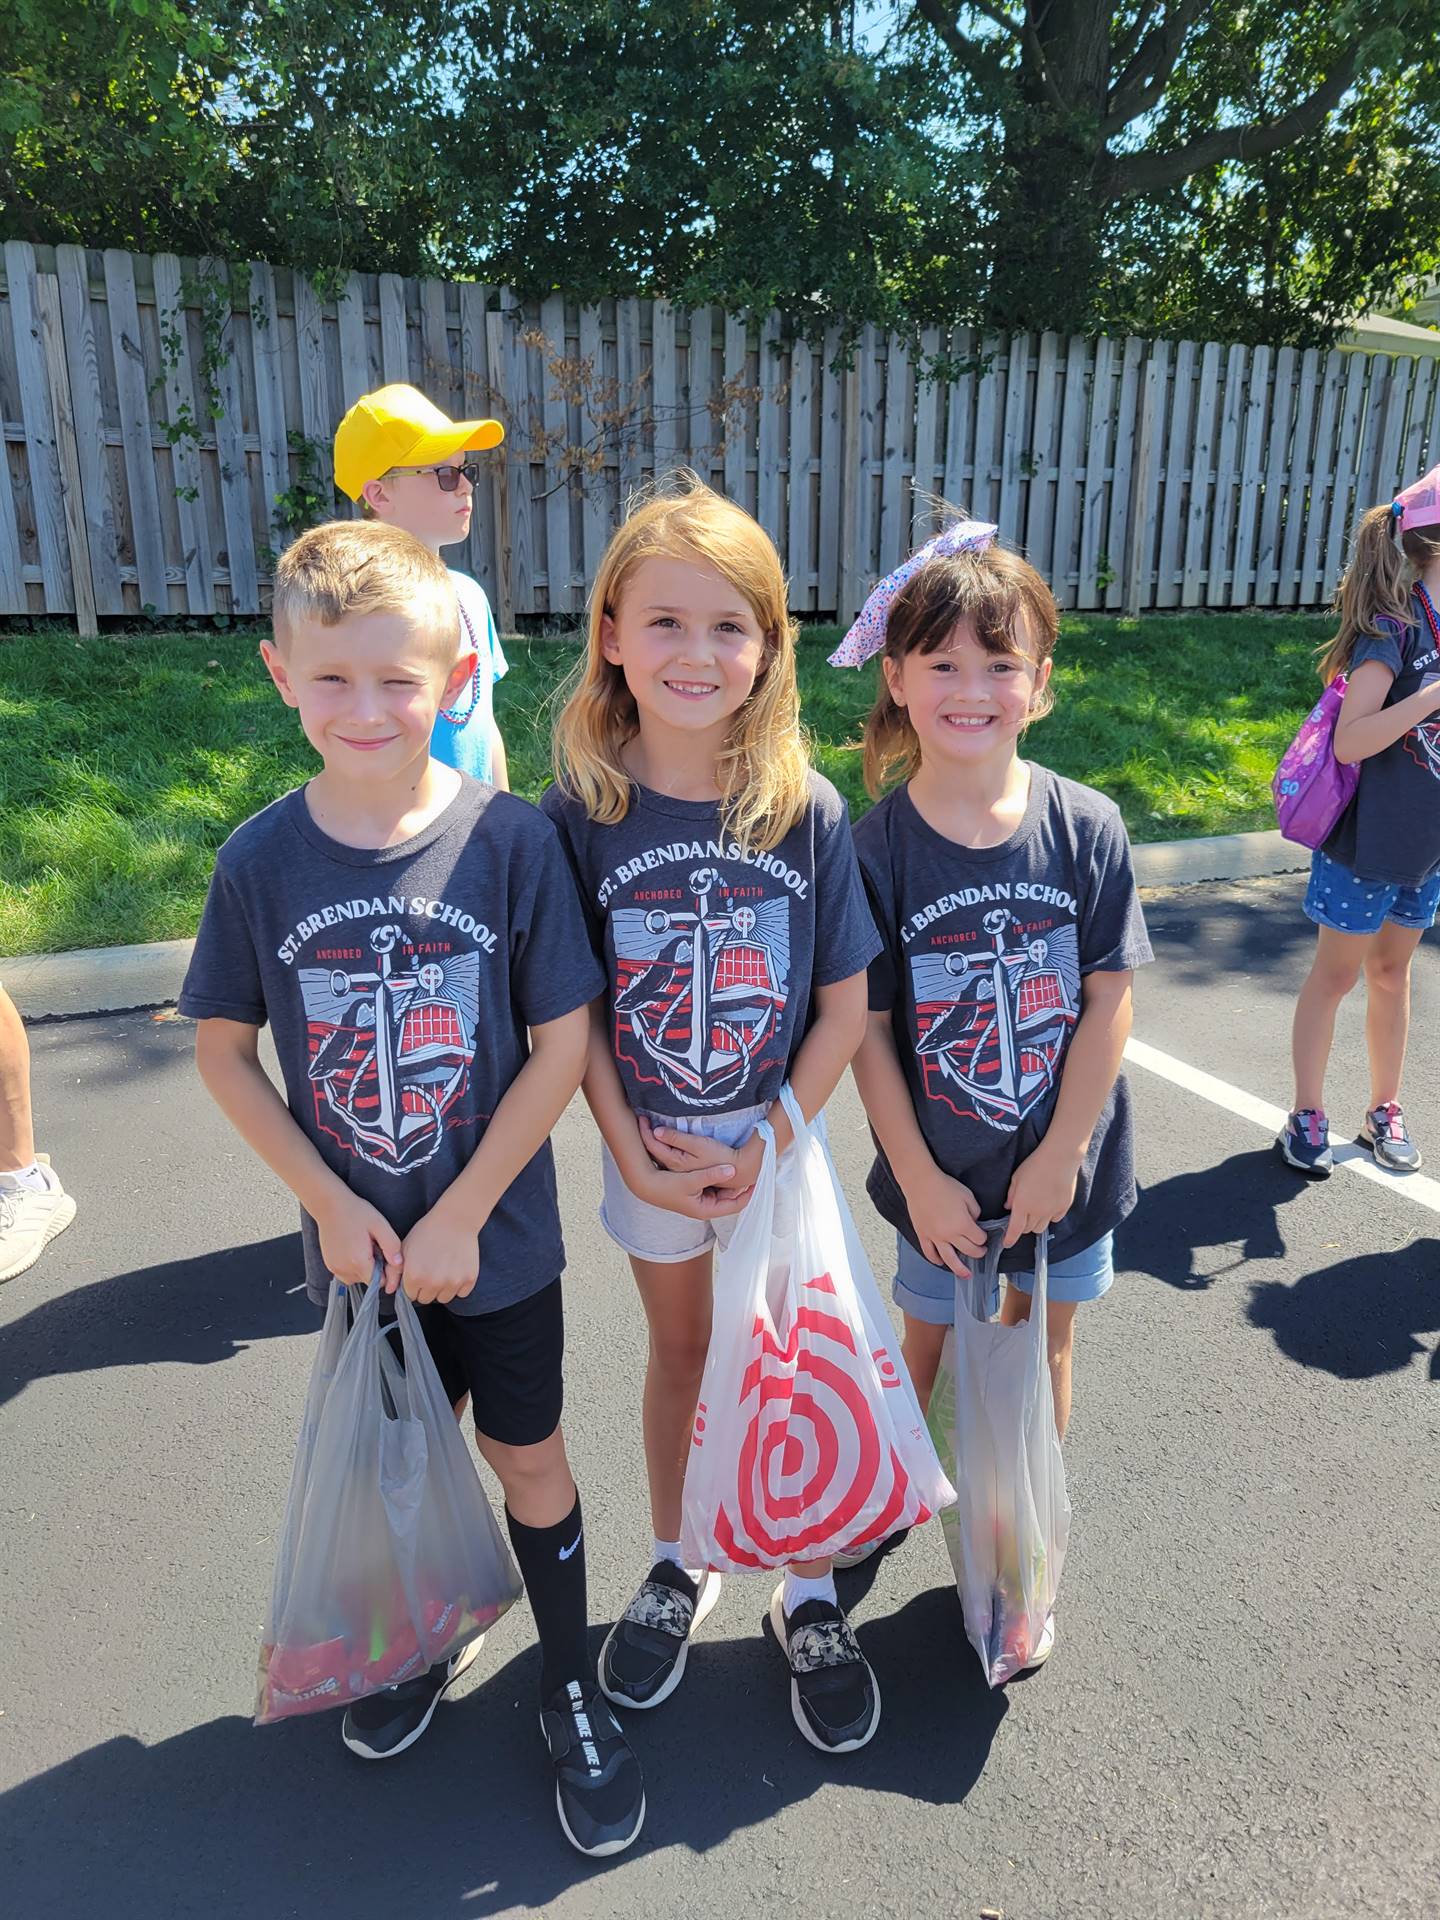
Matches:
[1279,466,1440,1178]
[541,474,884,1754]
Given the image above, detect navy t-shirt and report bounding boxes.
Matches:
[854,767,1153,1271]
[1323,592,1440,886]
[541,771,881,1120]
[178,776,604,1310]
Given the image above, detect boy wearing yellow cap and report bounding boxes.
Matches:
[334,385,511,788]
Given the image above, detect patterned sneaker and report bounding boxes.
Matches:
[0,1156,77,1284]
[1276,1108,1333,1178]
[599,1560,722,1709]
[768,1584,881,1754]
[1361,1102,1422,1172]
[540,1678,645,1857]
[341,1634,484,1760]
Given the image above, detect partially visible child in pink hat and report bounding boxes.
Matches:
[334,384,510,788]
[1278,464,1440,1178]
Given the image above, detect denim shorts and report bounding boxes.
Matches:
[893,1229,1115,1326]
[1303,849,1440,935]
[599,1101,801,1264]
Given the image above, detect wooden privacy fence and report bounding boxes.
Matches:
[3,238,1440,634]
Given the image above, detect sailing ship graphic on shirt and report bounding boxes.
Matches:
[910,909,1080,1132]
[1403,718,1440,780]
[298,923,479,1172]
[611,867,790,1108]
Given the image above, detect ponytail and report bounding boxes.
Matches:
[1320,503,1415,684]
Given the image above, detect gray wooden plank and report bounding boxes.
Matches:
[942,326,977,508]
[616,296,643,505]
[1228,344,1271,610]
[290,271,332,448]
[1205,343,1247,607]
[206,257,259,610]
[1321,351,1367,601]
[101,246,169,612]
[150,251,214,612]
[1024,331,1060,580]
[1276,348,1320,607]
[378,274,409,384]
[1181,341,1221,604]
[1401,354,1435,482]
[0,355,25,609]
[1372,355,1413,508]
[419,278,456,413]
[540,292,572,615]
[578,303,611,586]
[54,243,124,613]
[1255,346,1297,606]
[1123,343,1166,616]
[484,307,514,629]
[1299,351,1344,605]
[457,281,500,612]
[35,272,97,632]
[877,329,909,573]
[723,312,748,504]
[249,260,290,554]
[1050,335,1090,608]
[997,331,1028,545]
[911,326,943,545]
[853,324,882,598]
[6,240,73,611]
[1104,336,1145,610]
[971,333,1003,524]
[1352,355,1390,520]
[1155,340,1196,608]
[757,312,783,547]
[336,273,372,414]
[787,336,815,609]
[685,307,714,479]
[499,290,534,615]
[816,327,843,614]
[651,298,679,476]
[1079,334,1115,606]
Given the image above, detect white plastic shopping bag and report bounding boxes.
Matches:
[255,1273,523,1723]
[925,1222,1070,1686]
[681,1086,955,1571]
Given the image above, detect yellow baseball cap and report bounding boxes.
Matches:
[333,383,505,501]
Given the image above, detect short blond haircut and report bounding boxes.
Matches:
[271,520,460,663]
[551,472,810,853]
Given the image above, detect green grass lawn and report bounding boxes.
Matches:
[0,611,1331,955]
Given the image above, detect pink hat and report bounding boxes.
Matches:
[1393,462,1440,533]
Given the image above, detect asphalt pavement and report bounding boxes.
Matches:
[2,872,1437,1920]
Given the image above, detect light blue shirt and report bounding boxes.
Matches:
[431,570,508,784]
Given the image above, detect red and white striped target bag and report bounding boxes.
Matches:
[680,1086,955,1572]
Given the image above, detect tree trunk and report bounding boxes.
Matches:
[983,0,1113,335]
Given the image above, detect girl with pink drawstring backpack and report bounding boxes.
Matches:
[1277,464,1440,1180]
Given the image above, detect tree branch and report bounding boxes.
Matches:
[912,0,1066,112]
[1106,50,1360,199]
[1103,1,1206,138]
[1110,9,1152,76]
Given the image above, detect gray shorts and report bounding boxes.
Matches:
[600,1101,801,1264]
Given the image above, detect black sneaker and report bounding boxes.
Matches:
[341,1634,483,1760]
[598,1560,722,1710]
[1361,1102,1422,1171]
[1276,1108,1333,1178]
[540,1678,646,1857]
[768,1584,880,1754]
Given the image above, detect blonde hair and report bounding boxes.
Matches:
[551,472,810,851]
[271,520,460,663]
[1320,503,1440,683]
[862,536,1059,797]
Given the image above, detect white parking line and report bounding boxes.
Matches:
[1124,1035,1440,1215]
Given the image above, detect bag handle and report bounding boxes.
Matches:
[957,1219,1051,1322]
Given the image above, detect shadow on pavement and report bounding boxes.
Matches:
[0,1233,312,1410]
[3,1589,1005,1920]
[1247,1237,1440,1382]
[1123,1149,1309,1291]
[1143,883,1313,998]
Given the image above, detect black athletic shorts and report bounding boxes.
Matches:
[406,1279,564,1449]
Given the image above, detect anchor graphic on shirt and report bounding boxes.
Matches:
[912,909,1078,1131]
[612,868,790,1109]
[301,923,479,1172]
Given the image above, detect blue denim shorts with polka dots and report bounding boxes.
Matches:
[1303,848,1440,935]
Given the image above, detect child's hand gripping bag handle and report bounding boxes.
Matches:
[679,1116,782,1572]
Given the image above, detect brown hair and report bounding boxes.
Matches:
[861,539,1059,796]
[551,470,810,852]
[1320,504,1440,683]
[271,520,460,663]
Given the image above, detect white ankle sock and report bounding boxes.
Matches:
[782,1567,837,1612]
[0,1160,46,1192]
[651,1537,704,1586]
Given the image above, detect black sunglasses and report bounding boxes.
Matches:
[386,461,482,492]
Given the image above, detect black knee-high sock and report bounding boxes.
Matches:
[506,1495,592,1700]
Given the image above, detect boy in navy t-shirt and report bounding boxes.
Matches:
[179,520,643,1858]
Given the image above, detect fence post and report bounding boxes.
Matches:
[485,308,514,631]
[837,352,862,627]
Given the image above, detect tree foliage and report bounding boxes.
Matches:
[3,1,1438,345]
